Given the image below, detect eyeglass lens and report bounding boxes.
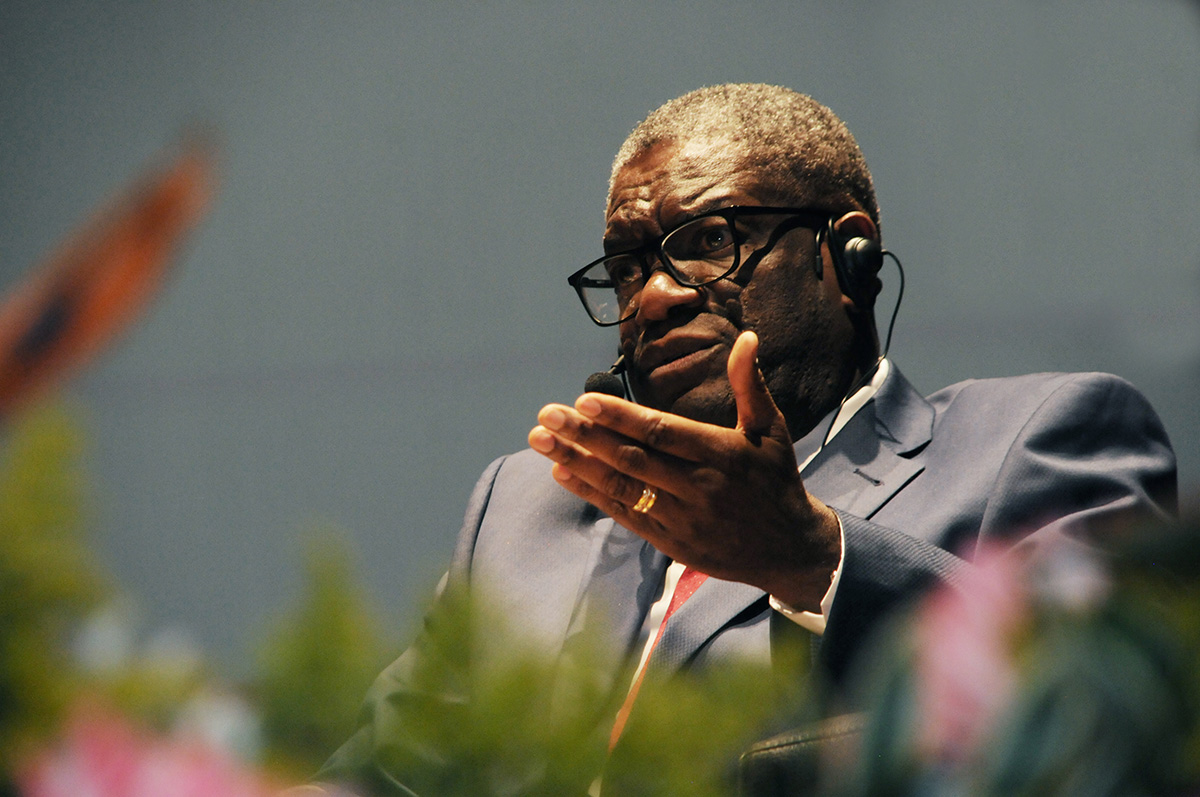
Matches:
[578,214,741,324]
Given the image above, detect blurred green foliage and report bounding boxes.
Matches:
[607,648,810,797]
[838,522,1200,797]
[329,584,802,797]
[0,405,107,779]
[0,405,397,790]
[3,402,1197,796]
[254,532,395,779]
[359,586,618,796]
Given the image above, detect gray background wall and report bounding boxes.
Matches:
[1,1,1197,671]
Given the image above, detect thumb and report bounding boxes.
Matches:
[729,331,790,443]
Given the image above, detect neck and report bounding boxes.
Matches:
[781,343,881,441]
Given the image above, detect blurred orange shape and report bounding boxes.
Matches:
[0,137,219,416]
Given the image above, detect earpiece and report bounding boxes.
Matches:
[823,219,884,311]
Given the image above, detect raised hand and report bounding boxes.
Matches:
[528,331,840,611]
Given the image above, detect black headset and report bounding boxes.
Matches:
[817,218,884,312]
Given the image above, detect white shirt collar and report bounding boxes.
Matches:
[798,357,891,472]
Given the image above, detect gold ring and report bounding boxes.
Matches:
[632,485,658,514]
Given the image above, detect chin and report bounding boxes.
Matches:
[656,380,737,428]
[766,360,859,440]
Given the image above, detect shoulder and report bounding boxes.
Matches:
[464,447,595,528]
[926,371,1146,411]
[919,370,1177,515]
[923,371,1168,440]
[898,368,1175,506]
[473,448,568,501]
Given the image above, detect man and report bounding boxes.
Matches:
[317,84,1176,794]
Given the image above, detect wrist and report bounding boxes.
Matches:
[765,498,842,611]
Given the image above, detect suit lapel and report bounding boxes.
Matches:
[563,368,934,683]
[560,517,669,683]
[802,365,933,520]
[650,576,767,675]
[565,526,766,683]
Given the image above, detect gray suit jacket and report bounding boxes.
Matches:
[320,366,1177,793]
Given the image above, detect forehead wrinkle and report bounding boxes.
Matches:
[606,188,652,222]
[604,188,660,246]
[670,145,774,218]
[605,138,763,248]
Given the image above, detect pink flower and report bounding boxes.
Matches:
[914,545,1029,763]
[18,706,279,797]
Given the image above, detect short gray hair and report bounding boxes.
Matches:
[611,83,880,230]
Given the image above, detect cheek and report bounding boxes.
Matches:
[618,322,637,358]
[741,282,859,398]
[739,271,828,348]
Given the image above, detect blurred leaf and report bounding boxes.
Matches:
[254,532,395,778]
[837,520,1200,797]
[365,585,613,796]
[0,138,218,417]
[0,404,107,779]
[606,659,806,797]
[333,582,806,797]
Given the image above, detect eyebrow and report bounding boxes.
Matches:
[602,202,737,253]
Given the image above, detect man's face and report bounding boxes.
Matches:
[604,138,859,438]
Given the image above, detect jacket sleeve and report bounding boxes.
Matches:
[821,373,1177,683]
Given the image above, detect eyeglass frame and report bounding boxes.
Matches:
[567,205,834,327]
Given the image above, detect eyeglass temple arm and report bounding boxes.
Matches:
[738,215,821,276]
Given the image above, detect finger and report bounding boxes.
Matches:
[573,392,741,464]
[529,418,660,507]
[548,459,671,531]
[728,330,789,443]
[538,400,709,491]
[536,403,658,479]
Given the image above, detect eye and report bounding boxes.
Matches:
[604,256,641,287]
[697,226,731,252]
[664,217,736,261]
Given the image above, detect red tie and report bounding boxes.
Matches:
[608,566,709,751]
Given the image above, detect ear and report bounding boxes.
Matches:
[832,211,879,248]
[829,212,883,312]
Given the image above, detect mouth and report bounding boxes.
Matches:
[637,333,727,380]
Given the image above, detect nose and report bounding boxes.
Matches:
[634,268,704,321]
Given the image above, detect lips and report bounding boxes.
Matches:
[637,332,726,377]
[626,312,742,408]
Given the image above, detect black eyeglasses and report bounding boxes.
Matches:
[567,206,831,326]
